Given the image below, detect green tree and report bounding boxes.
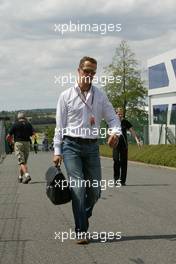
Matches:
[104,40,147,117]
[45,126,55,144]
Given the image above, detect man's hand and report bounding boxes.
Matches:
[53,155,63,166]
[6,134,13,144]
[108,134,119,148]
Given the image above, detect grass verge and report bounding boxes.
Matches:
[99,144,176,168]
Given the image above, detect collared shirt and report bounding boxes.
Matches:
[54,83,121,155]
[118,119,133,148]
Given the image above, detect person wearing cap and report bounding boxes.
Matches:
[53,56,121,244]
[113,107,142,186]
[6,112,35,183]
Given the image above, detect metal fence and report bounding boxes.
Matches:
[0,120,6,163]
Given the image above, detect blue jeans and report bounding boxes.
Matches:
[63,137,101,234]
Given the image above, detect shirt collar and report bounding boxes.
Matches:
[74,81,93,94]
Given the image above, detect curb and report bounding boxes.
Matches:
[100,156,176,171]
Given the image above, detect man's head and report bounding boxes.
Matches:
[116,107,124,121]
[17,112,26,121]
[78,56,97,88]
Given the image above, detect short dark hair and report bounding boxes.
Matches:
[79,56,97,68]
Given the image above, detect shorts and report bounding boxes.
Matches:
[14,141,30,165]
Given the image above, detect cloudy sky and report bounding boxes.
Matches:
[0,0,176,111]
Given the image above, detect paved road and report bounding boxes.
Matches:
[0,152,176,264]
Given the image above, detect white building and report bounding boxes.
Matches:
[148,49,176,144]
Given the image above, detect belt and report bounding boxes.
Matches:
[64,136,97,144]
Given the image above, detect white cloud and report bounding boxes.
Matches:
[0,0,176,110]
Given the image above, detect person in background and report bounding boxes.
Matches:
[42,137,49,151]
[33,136,38,154]
[113,107,142,186]
[8,141,14,154]
[6,112,35,183]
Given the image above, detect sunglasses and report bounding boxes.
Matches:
[80,68,96,75]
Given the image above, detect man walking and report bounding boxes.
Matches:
[6,112,35,183]
[33,135,38,154]
[113,107,142,186]
[53,57,121,244]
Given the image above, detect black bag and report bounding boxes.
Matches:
[45,166,71,205]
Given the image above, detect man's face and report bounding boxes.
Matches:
[78,61,97,85]
[117,110,124,120]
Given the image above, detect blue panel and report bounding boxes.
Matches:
[170,104,176,124]
[149,63,169,89]
[153,104,168,124]
[171,58,176,77]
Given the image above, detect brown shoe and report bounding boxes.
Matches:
[76,238,89,245]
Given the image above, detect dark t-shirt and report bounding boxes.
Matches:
[9,120,34,142]
[119,119,133,147]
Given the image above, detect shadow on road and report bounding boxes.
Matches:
[89,233,176,244]
[130,258,145,264]
[30,181,46,184]
[125,184,170,187]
